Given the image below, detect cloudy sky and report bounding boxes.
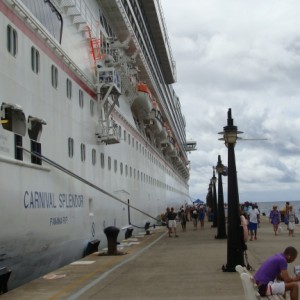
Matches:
[160,0,300,204]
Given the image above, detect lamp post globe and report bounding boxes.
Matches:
[211,168,218,228]
[215,155,227,239]
[218,108,245,272]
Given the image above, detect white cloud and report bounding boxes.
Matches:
[161,0,300,203]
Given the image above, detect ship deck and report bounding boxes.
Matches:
[1,217,299,299]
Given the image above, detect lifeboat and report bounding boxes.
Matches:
[157,122,168,142]
[161,128,175,153]
[168,143,180,158]
[144,100,163,136]
[131,83,153,118]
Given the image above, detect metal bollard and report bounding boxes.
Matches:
[125,227,134,240]
[145,221,151,235]
[84,239,100,256]
[104,226,120,255]
[0,267,12,295]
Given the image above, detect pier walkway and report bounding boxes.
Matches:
[2,217,300,299]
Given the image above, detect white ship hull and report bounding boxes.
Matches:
[0,0,191,290]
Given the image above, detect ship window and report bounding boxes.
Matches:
[125,165,128,176]
[68,137,74,158]
[119,126,121,139]
[141,172,143,182]
[1,103,26,136]
[51,65,58,88]
[108,156,111,170]
[90,100,94,116]
[7,25,17,56]
[20,0,63,43]
[31,140,42,165]
[114,159,117,173]
[132,137,134,148]
[136,141,138,150]
[66,78,72,99]
[124,130,126,141]
[130,167,132,178]
[15,134,23,161]
[100,152,105,168]
[81,143,86,162]
[120,162,123,175]
[31,47,40,74]
[137,170,139,180]
[79,90,84,108]
[128,134,130,145]
[92,149,96,165]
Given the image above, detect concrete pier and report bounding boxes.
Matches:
[1,217,300,299]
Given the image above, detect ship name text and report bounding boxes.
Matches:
[24,191,84,209]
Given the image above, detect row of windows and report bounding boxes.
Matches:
[67,138,176,191]
[6,24,96,115]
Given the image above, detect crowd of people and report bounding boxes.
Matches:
[161,201,299,241]
[160,200,300,299]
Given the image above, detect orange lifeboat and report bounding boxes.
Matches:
[131,83,153,118]
[157,122,168,142]
[144,100,163,136]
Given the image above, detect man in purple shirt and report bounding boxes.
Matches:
[254,246,300,300]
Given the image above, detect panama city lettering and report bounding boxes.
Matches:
[24,191,84,209]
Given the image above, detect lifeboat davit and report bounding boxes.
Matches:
[131,83,153,118]
[144,100,163,136]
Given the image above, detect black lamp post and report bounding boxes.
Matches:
[211,168,218,228]
[206,183,213,222]
[219,108,245,272]
[215,155,227,239]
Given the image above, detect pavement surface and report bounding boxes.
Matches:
[2,216,300,300]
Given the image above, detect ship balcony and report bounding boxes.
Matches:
[95,120,120,145]
[97,67,121,94]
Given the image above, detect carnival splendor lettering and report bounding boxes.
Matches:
[24,191,84,209]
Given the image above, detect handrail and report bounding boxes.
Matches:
[20,146,159,221]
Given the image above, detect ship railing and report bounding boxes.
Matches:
[155,0,176,82]
[95,119,120,145]
[6,0,94,90]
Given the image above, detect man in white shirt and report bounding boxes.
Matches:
[248,204,260,240]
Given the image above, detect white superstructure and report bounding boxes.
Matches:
[0,0,195,290]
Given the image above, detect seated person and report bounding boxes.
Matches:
[254,246,300,300]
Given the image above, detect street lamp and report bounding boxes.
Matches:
[219,108,245,272]
[211,168,218,228]
[206,183,213,222]
[215,155,227,239]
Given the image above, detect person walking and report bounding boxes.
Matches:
[248,204,260,240]
[287,206,296,237]
[269,205,281,236]
[179,208,187,232]
[198,206,205,229]
[191,207,198,230]
[167,207,178,238]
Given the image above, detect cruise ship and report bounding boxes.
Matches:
[0,0,196,291]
